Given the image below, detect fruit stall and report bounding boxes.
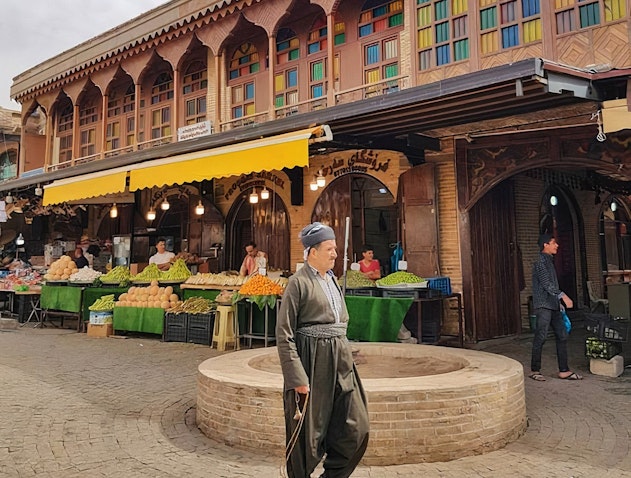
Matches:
[34,253,461,347]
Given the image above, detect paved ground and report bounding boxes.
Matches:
[1,320,630,478]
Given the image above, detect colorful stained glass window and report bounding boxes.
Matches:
[359,0,404,37]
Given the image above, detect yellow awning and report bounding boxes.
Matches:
[602,98,631,133]
[129,126,330,191]
[42,169,128,206]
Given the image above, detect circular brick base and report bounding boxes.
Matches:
[197,344,526,465]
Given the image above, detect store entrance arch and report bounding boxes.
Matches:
[226,189,290,273]
[311,174,396,278]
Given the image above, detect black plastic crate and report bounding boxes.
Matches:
[187,326,212,345]
[346,287,381,297]
[188,312,215,331]
[164,312,188,342]
[381,288,421,299]
[584,314,629,342]
[187,312,215,345]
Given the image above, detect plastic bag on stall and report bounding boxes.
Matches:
[390,242,404,273]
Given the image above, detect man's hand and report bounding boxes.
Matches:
[295,384,309,394]
[561,295,573,309]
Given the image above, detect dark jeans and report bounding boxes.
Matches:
[530,307,569,373]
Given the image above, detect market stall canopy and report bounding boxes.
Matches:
[128,125,331,191]
[43,169,128,206]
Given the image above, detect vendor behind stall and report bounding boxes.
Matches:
[149,237,175,271]
[239,241,267,276]
[73,247,89,269]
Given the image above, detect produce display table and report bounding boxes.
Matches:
[113,307,164,335]
[345,296,413,342]
[81,286,128,324]
[40,284,84,331]
[237,298,280,348]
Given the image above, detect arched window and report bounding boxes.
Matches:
[308,16,328,101]
[151,72,173,139]
[79,97,98,157]
[107,83,135,151]
[275,29,300,114]
[359,0,403,96]
[57,103,73,163]
[229,43,259,119]
[182,60,208,125]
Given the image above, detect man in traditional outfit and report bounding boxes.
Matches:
[276,222,369,478]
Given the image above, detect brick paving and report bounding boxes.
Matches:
[1,322,630,477]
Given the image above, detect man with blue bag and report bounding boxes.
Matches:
[529,233,582,381]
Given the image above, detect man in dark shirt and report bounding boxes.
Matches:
[530,234,582,381]
[73,247,89,269]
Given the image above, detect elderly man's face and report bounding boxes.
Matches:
[310,239,337,270]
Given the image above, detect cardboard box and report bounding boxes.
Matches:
[87,323,113,338]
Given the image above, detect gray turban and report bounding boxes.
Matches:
[299,222,336,249]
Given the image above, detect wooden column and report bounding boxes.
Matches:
[326,13,335,106]
[268,34,275,121]
[101,94,108,158]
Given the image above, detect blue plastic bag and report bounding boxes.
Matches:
[561,309,572,334]
[390,242,404,272]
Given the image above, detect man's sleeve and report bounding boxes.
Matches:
[276,278,309,390]
[533,260,561,298]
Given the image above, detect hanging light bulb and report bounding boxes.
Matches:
[550,195,558,206]
[160,198,170,210]
[316,171,326,188]
[309,181,318,191]
[34,184,43,197]
[5,192,13,204]
[249,188,259,204]
[260,187,270,200]
[195,200,205,215]
[110,203,118,218]
[16,233,25,246]
[146,207,156,221]
[611,200,618,212]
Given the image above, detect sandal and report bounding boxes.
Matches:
[559,372,582,380]
[529,372,546,381]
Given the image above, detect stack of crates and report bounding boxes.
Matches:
[584,313,629,359]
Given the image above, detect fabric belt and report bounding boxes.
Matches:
[297,322,347,338]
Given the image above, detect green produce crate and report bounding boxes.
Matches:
[585,337,621,360]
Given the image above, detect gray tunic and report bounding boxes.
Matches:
[277,264,369,478]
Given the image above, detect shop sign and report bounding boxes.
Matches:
[225,171,286,200]
[323,149,390,179]
[177,120,213,141]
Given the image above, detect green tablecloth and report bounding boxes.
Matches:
[82,287,129,322]
[41,285,83,313]
[182,288,220,301]
[113,307,164,334]
[345,296,413,342]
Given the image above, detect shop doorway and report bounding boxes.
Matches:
[469,180,521,339]
[311,174,396,278]
[226,189,290,273]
